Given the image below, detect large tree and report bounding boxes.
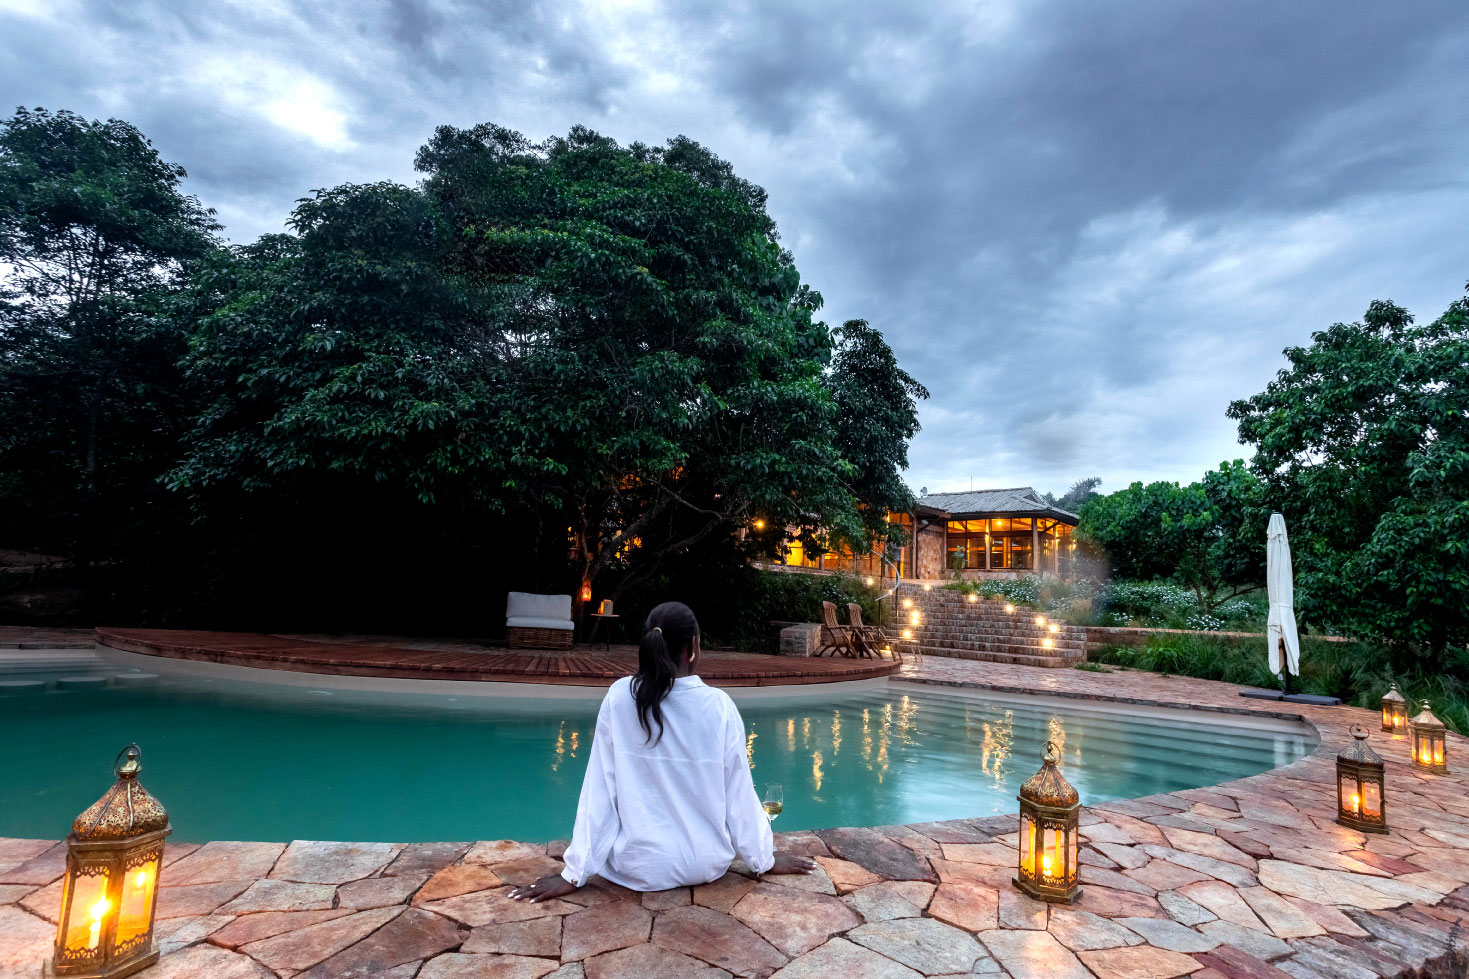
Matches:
[0,108,218,583]
[172,125,923,620]
[1076,461,1266,608]
[1228,293,1469,652]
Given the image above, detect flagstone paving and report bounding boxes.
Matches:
[4,657,1469,978]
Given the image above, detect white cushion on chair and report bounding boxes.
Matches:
[506,616,575,631]
[506,591,573,622]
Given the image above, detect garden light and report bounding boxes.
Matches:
[1042,638,1054,648]
[902,598,912,608]
[923,584,931,592]
[47,745,170,979]
[1048,623,1059,634]
[1380,682,1407,733]
[865,577,874,586]
[1410,702,1448,773]
[580,581,592,603]
[753,519,765,530]
[1336,725,1387,834]
[1034,616,1045,627]
[1005,604,1014,613]
[1015,741,1080,904]
[967,593,977,603]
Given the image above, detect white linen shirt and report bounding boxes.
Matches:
[559,674,775,891]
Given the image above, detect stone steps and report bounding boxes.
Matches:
[910,644,1087,668]
[889,585,1086,668]
[905,633,1085,653]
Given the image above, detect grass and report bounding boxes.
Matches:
[1089,633,1469,735]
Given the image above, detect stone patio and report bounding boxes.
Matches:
[3,657,1469,978]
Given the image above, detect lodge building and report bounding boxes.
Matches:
[775,487,1080,581]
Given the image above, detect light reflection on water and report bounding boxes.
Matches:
[0,675,1312,842]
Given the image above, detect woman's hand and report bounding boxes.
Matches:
[764,850,818,875]
[508,874,580,903]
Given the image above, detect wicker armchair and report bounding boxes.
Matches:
[505,591,575,649]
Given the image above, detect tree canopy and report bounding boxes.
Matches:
[164,123,924,618]
[1076,462,1265,608]
[1229,293,1469,652]
[0,107,217,586]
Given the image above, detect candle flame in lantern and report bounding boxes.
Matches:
[1041,855,1052,877]
[1351,793,1360,814]
[87,896,111,949]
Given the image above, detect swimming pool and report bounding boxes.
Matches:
[1,660,1314,842]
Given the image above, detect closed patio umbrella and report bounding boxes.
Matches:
[1266,512,1301,685]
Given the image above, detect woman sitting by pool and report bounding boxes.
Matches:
[509,601,815,901]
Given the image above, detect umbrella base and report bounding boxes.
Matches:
[1240,689,1284,701]
[1283,693,1342,706]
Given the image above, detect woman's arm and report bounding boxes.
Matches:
[511,696,620,902]
[722,700,814,875]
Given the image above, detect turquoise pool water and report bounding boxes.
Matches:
[0,666,1313,843]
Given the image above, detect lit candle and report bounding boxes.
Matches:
[1350,792,1360,815]
[88,896,110,950]
[1041,854,1052,878]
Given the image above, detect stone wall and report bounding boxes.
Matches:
[915,522,947,580]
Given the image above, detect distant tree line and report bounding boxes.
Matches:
[0,108,926,631]
[1062,292,1469,657]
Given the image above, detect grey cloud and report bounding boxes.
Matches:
[3,0,1467,496]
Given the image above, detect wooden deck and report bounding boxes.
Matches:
[93,628,900,686]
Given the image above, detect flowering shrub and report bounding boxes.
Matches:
[945,575,1266,631]
[1186,612,1226,632]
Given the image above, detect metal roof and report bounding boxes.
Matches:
[916,487,1079,524]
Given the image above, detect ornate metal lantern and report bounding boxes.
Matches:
[1409,702,1448,773]
[1380,682,1407,733]
[1014,741,1080,904]
[46,745,171,979]
[1336,726,1387,833]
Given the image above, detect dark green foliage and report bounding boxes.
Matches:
[1075,461,1267,609]
[1229,294,1469,652]
[1090,635,1469,735]
[617,556,883,653]
[827,319,928,548]
[19,117,918,629]
[0,108,218,614]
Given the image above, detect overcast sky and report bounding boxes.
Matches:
[6,0,1467,498]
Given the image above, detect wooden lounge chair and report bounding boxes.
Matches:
[845,603,881,659]
[847,602,918,663]
[814,601,861,658]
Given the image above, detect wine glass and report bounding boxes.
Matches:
[762,783,783,823]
